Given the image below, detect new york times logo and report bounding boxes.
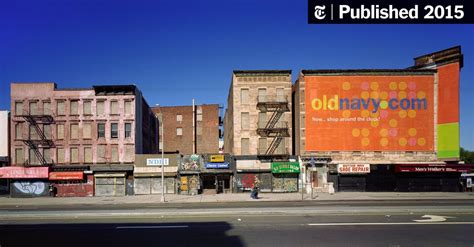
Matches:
[314,5,326,20]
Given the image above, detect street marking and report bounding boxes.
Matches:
[308,222,474,226]
[116,225,189,229]
[413,215,454,222]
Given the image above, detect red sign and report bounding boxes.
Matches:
[49,172,84,180]
[0,167,49,179]
[396,164,473,173]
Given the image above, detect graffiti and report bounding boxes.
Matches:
[188,175,200,190]
[12,181,47,195]
[272,174,298,192]
[241,174,256,189]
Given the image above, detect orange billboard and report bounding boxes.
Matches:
[305,75,434,151]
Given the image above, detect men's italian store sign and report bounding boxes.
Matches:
[271,162,300,173]
[337,164,370,174]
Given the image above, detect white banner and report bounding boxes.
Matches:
[146,158,169,166]
[337,164,370,174]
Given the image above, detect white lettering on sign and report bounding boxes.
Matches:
[146,158,169,166]
[337,164,370,174]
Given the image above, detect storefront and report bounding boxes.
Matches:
[201,154,234,194]
[235,159,272,193]
[335,164,371,192]
[91,165,133,197]
[395,164,474,192]
[49,170,94,197]
[178,154,202,195]
[0,167,50,197]
[271,162,299,192]
[134,154,178,195]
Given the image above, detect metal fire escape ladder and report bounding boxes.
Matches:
[266,136,283,155]
[264,111,283,129]
[22,115,55,166]
[256,96,289,156]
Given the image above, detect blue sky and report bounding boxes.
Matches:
[0,0,473,150]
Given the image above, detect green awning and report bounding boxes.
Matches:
[271,162,300,173]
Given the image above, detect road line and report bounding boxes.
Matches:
[116,225,189,229]
[307,222,474,226]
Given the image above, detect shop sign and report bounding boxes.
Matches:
[210,155,225,163]
[396,165,472,173]
[271,162,300,174]
[0,167,49,179]
[205,162,229,169]
[49,172,84,180]
[337,164,370,174]
[147,158,169,166]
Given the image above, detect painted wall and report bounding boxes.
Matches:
[55,175,94,197]
[10,180,49,197]
[305,75,435,151]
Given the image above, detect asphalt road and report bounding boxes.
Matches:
[1,201,474,247]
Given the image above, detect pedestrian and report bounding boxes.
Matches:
[49,184,56,197]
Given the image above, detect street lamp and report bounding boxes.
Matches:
[155,104,165,203]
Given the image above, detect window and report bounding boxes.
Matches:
[15,102,23,115]
[277,88,285,102]
[97,123,105,138]
[176,114,183,122]
[111,145,119,163]
[258,88,267,102]
[57,101,65,116]
[57,124,65,139]
[96,101,105,115]
[241,138,250,155]
[83,101,92,115]
[110,101,119,115]
[29,102,37,115]
[70,101,79,115]
[176,127,183,136]
[125,123,132,138]
[15,148,24,165]
[241,112,249,130]
[84,147,93,163]
[43,102,51,115]
[197,113,202,121]
[125,145,134,162]
[241,88,249,104]
[56,148,65,164]
[125,101,132,115]
[258,112,266,128]
[97,145,106,163]
[70,147,79,163]
[70,124,79,140]
[29,149,39,165]
[111,123,118,138]
[29,125,38,140]
[83,123,92,139]
[43,149,51,164]
[43,125,51,139]
[15,123,22,139]
[259,138,267,154]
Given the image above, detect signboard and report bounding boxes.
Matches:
[205,162,229,169]
[271,162,300,174]
[0,167,49,179]
[396,164,473,173]
[49,172,84,180]
[210,155,225,163]
[305,75,434,151]
[337,164,370,174]
[146,158,169,166]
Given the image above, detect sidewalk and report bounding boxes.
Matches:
[0,192,473,207]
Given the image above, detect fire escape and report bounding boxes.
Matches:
[20,114,55,166]
[256,95,290,158]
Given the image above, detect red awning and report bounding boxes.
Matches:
[0,167,49,179]
[49,172,84,180]
[396,164,474,173]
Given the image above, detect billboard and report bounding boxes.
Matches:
[305,75,434,151]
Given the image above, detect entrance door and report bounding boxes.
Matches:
[312,172,318,187]
[217,179,224,193]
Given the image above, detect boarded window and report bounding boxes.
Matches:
[43,148,51,164]
[241,138,250,155]
[57,124,65,139]
[197,113,202,121]
[241,112,249,130]
[125,101,132,115]
[111,146,119,163]
[70,101,79,115]
[176,127,183,136]
[70,147,79,163]
[125,145,134,162]
[43,102,51,115]
[241,88,249,104]
[258,112,266,129]
[15,148,24,165]
[83,101,92,115]
[83,123,92,139]
[97,145,106,163]
[259,138,267,154]
[29,125,38,140]
[43,125,51,139]
[258,88,267,102]
[57,148,65,164]
[29,102,37,115]
[110,101,119,115]
[70,124,79,139]
[97,123,105,138]
[96,101,105,115]
[15,123,22,139]
[277,88,285,102]
[176,114,182,122]
[29,149,39,165]
[111,123,118,138]
[84,147,93,163]
[57,101,65,116]
[125,123,132,138]
[15,102,23,115]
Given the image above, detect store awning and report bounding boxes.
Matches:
[396,164,474,173]
[94,173,126,178]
